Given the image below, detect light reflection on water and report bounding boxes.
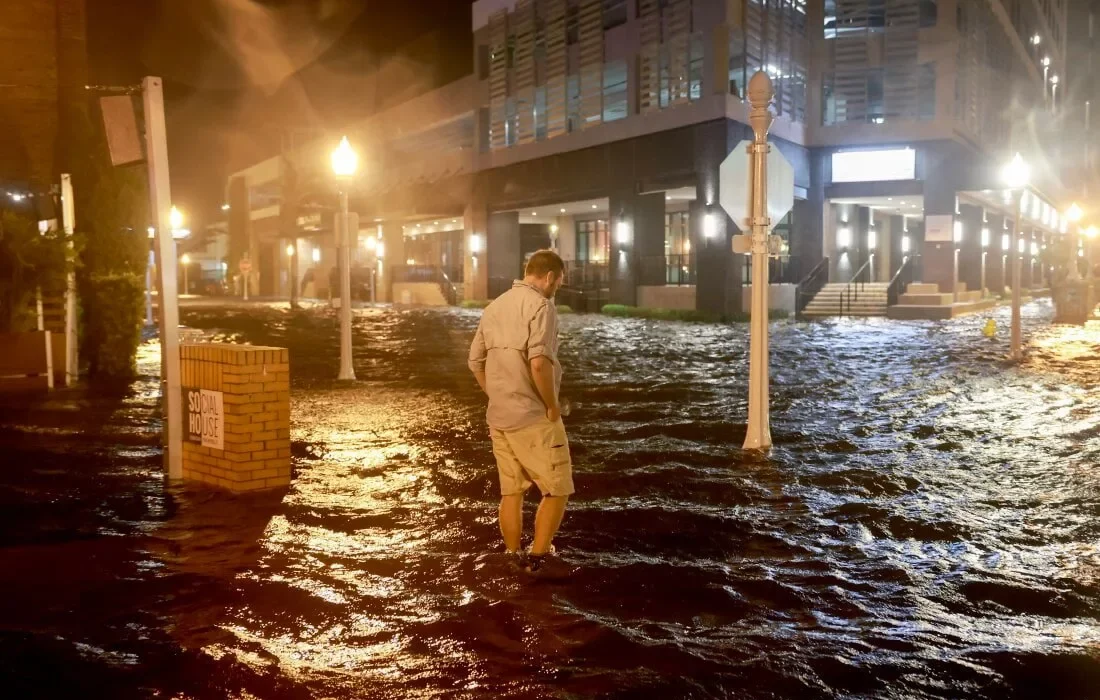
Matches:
[0,299,1098,698]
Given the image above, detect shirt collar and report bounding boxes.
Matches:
[513,280,545,297]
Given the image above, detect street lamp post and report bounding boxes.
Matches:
[331,136,358,381]
[1002,153,1030,361]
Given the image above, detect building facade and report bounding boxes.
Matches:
[229,0,1077,313]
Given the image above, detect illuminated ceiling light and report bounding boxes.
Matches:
[560,208,566,213]
[531,212,538,216]
[1050,74,1060,85]
[147,226,155,239]
[591,204,598,209]
[1032,34,1041,45]
[221,203,230,211]
[1042,56,1051,67]
[550,224,559,233]
[1066,202,1084,223]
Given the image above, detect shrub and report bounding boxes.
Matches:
[556,304,574,314]
[460,299,490,309]
[80,272,145,379]
[0,211,72,332]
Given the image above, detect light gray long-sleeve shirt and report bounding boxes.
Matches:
[468,281,561,431]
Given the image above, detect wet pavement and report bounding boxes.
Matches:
[1,299,1099,699]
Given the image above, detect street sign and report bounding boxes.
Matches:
[183,387,224,451]
[719,139,795,232]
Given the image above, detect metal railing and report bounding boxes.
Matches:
[839,255,874,318]
[795,257,829,320]
[562,261,609,290]
[638,254,697,286]
[742,254,802,285]
[887,255,920,308]
[392,265,459,305]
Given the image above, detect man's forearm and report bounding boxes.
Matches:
[529,357,557,412]
[474,370,487,394]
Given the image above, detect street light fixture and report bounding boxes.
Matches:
[331,135,358,381]
[1002,153,1029,361]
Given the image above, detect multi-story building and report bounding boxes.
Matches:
[229,0,1078,314]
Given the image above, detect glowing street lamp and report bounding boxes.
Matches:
[331,136,358,381]
[1002,153,1029,361]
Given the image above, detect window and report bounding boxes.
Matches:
[575,219,610,263]
[535,87,548,140]
[477,45,490,80]
[664,212,692,284]
[567,75,581,132]
[603,0,627,29]
[918,64,936,120]
[505,97,518,146]
[689,34,704,101]
[602,61,628,122]
[867,70,885,123]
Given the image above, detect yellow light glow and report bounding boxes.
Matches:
[1002,153,1030,190]
[331,136,358,178]
[1066,203,1084,223]
[169,206,184,230]
[286,244,295,256]
[1086,226,1099,239]
[180,253,191,265]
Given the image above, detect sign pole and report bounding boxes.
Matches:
[337,189,356,380]
[744,71,775,452]
[1010,191,1023,361]
[143,76,183,480]
[60,174,78,386]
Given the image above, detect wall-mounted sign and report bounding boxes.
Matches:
[925,215,954,243]
[183,388,224,451]
[831,148,916,183]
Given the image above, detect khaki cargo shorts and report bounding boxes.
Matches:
[490,418,574,497]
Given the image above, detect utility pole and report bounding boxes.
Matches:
[143,76,183,480]
[743,72,775,452]
[60,174,78,385]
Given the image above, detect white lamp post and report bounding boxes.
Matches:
[331,136,358,381]
[1002,153,1030,361]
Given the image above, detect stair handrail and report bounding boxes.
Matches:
[886,255,916,308]
[841,257,874,318]
[795,257,830,320]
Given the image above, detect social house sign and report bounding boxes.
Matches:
[183,388,224,451]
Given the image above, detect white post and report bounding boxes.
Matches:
[338,189,356,380]
[61,174,78,386]
[143,76,183,480]
[35,288,44,330]
[145,250,154,326]
[1010,192,1023,361]
[743,71,774,452]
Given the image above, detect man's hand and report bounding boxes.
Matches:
[474,370,488,395]
[530,355,559,423]
[546,405,561,423]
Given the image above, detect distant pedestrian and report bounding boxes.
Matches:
[468,249,572,574]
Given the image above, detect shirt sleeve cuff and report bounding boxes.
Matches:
[468,360,486,372]
[526,345,549,361]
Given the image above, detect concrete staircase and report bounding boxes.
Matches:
[802,282,890,318]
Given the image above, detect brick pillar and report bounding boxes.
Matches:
[464,199,489,301]
[180,344,291,492]
[379,222,404,302]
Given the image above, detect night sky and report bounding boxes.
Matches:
[88,0,474,230]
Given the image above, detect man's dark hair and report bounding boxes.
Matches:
[525,249,565,278]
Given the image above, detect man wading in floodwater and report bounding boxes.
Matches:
[468,249,573,575]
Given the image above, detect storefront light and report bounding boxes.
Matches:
[616,220,631,245]
[1031,196,1041,221]
[469,234,482,254]
[1031,242,1039,256]
[953,220,963,243]
[981,228,990,248]
[286,244,295,257]
[837,227,851,249]
[376,242,385,259]
[867,228,877,249]
[1002,233,1010,250]
[1018,239,1026,254]
[312,248,321,263]
[364,235,377,251]
[703,213,718,239]
[901,235,911,254]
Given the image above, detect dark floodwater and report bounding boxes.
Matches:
[2,300,1099,699]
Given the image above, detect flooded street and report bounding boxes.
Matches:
[2,300,1099,699]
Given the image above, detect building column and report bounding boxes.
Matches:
[608,190,664,306]
[694,121,741,316]
[487,211,521,298]
[379,222,404,302]
[1021,227,1034,289]
[985,213,1007,296]
[921,186,957,294]
[957,203,984,296]
[464,200,489,301]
